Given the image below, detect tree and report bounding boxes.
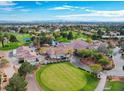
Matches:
[77,49,93,58]
[97,29,104,38]
[9,34,18,42]
[5,74,27,91]
[0,58,9,67]
[4,33,10,39]
[90,64,103,73]
[60,32,68,38]
[67,31,73,40]
[98,58,110,65]
[92,33,98,40]
[19,27,28,33]
[97,44,109,55]
[0,34,4,47]
[18,62,34,77]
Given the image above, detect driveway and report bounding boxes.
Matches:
[106,47,124,76]
[70,56,92,72]
[26,73,41,91]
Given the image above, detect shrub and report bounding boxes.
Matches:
[98,58,110,65]
[90,64,103,73]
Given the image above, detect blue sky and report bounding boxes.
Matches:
[0,1,124,22]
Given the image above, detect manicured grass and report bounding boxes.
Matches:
[56,31,92,43]
[0,42,19,50]
[0,33,31,50]
[36,62,99,91]
[56,37,70,43]
[104,81,124,91]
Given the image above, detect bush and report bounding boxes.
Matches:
[98,58,110,65]
[75,49,112,70]
[90,64,103,73]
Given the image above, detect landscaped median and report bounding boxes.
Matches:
[35,62,99,91]
[74,49,114,73]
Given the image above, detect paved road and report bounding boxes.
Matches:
[26,74,41,91]
[106,47,124,76]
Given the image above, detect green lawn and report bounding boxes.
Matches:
[104,81,124,91]
[36,62,99,91]
[0,33,31,50]
[56,31,92,43]
[56,37,70,43]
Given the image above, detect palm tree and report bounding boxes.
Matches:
[0,34,4,47]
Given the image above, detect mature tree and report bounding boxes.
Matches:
[67,31,73,40]
[98,58,110,65]
[4,33,10,39]
[53,32,59,39]
[77,49,94,58]
[0,34,4,47]
[60,32,68,38]
[92,33,99,40]
[32,36,40,47]
[0,58,9,67]
[18,62,34,77]
[97,29,104,37]
[5,74,27,91]
[9,34,18,42]
[90,64,103,73]
[19,27,28,33]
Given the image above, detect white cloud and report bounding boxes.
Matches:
[0,7,14,11]
[0,6,30,12]
[48,5,87,11]
[0,1,16,6]
[19,9,30,12]
[48,5,73,10]
[55,9,124,22]
[35,1,42,5]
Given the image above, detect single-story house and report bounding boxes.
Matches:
[12,46,39,63]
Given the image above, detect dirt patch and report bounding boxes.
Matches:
[80,57,96,65]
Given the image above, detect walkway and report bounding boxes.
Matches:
[26,74,41,91]
[95,73,107,91]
